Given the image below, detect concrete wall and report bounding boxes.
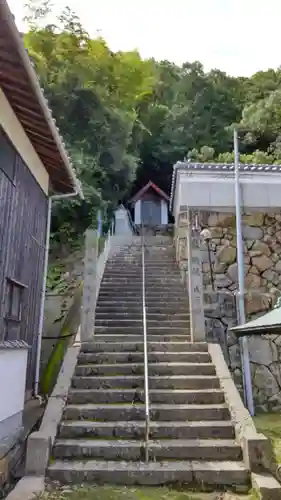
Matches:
[0,345,28,451]
[0,86,49,194]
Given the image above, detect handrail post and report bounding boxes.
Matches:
[141,223,150,463]
[81,229,98,342]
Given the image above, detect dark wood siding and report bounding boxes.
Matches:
[0,130,48,397]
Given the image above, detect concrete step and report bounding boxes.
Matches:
[75,362,215,377]
[63,403,230,421]
[95,313,190,321]
[81,341,208,353]
[104,270,181,276]
[98,294,188,302]
[95,305,189,313]
[99,285,185,292]
[94,327,191,336]
[97,298,189,306]
[77,351,210,364]
[97,292,187,299]
[101,279,183,285]
[67,388,225,405]
[103,271,181,278]
[48,459,249,489]
[94,319,190,328]
[72,374,220,390]
[53,438,242,461]
[84,335,192,342]
[58,420,235,440]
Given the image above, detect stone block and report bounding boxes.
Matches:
[245,292,271,315]
[5,476,45,500]
[276,230,281,243]
[243,213,265,227]
[217,245,236,265]
[227,263,250,283]
[25,431,51,476]
[262,269,279,285]
[243,225,264,240]
[252,472,281,500]
[245,272,262,289]
[252,255,272,273]
[252,241,271,257]
[215,274,232,289]
[241,432,272,471]
[210,226,223,238]
[249,336,278,365]
[275,260,281,273]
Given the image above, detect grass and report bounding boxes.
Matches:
[37,486,204,500]
[36,485,254,500]
[254,412,281,464]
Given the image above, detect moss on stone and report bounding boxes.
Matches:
[254,413,281,463]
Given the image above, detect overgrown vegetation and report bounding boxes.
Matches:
[24,1,281,247]
[254,413,281,464]
[36,485,252,500]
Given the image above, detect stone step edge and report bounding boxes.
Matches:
[64,403,228,410]
[77,352,209,358]
[60,419,234,428]
[76,362,214,368]
[54,438,240,448]
[48,459,250,486]
[81,342,207,345]
[72,374,218,380]
[68,388,223,395]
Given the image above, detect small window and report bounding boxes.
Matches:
[0,127,16,182]
[6,278,26,322]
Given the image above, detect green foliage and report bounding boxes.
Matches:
[36,485,206,500]
[24,0,281,242]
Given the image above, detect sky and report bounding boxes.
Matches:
[7,0,281,77]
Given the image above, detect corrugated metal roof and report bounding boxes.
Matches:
[231,307,281,336]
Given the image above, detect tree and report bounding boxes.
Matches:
[23,0,281,242]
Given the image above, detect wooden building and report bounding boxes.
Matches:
[129,181,169,227]
[0,0,81,456]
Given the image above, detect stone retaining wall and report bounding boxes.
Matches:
[174,209,281,412]
[204,291,281,412]
[175,210,281,316]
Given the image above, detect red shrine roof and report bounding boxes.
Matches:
[129,181,169,204]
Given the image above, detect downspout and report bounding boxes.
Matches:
[34,190,79,397]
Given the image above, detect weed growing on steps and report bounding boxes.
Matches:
[35,485,253,500]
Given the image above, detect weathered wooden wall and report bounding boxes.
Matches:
[0,128,47,397]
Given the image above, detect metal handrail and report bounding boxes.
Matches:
[141,223,150,462]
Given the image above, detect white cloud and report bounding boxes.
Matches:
[7,0,281,76]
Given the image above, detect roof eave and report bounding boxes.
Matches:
[231,324,281,336]
[129,180,169,204]
[1,1,83,198]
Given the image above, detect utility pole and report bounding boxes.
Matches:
[234,129,254,416]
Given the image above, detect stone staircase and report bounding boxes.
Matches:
[48,237,250,491]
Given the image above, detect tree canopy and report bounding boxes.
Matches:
[23,1,281,242]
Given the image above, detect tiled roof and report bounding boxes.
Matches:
[129,180,169,204]
[169,161,281,211]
